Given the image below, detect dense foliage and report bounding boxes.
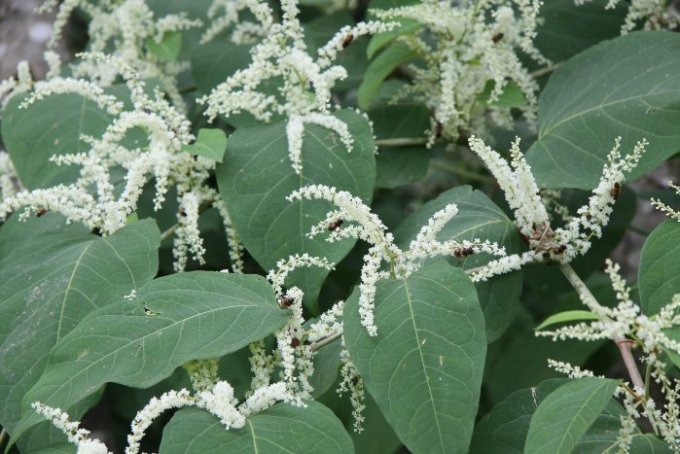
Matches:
[1,0,680,452]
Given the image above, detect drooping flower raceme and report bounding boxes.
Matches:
[287,184,506,335]
[0,55,241,272]
[38,0,202,109]
[201,0,396,174]
[540,260,680,452]
[651,180,680,222]
[467,136,647,282]
[372,0,547,144]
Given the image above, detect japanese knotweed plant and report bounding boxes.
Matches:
[2,0,680,453]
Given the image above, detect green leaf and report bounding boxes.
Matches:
[183,128,227,162]
[524,377,619,454]
[478,81,526,108]
[358,43,415,110]
[375,147,430,189]
[533,0,625,64]
[0,216,159,435]
[216,109,376,310]
[191,41,253,94]
[394,186,524,342]
[536,310,600,330]
[471,379,670,454]
[14,272,289,440]
[638,220,680,315]
[146,31,183,62]
[526,31,680,189]
[366,18,423,59]
[1,93,115,189]
[159,402,353,453]
[344,261,486,454]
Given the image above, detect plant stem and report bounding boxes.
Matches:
[311,331,342,351]
[160,223,179,242]
[0,429,6,449]
[430,160,495,184]
[530,63,561,78]
[559,264,645,390]
[374,137,430,147]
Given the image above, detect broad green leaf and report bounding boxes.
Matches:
[471,379,670,454]
[216,109,376,310]
[369,104,431,188]
[183,128,227,162]
[146,31,182,62]
[524,377,619,454]
[358,43,415,110]
[344,261,486,454]
[394,186,524,342]
[526,31,680,189]
[536,310,600,330]
[191,41,253,94]
[1,94,114,189]
[159,402,353,453]
[0,216,159,434]
[532,0,625,64]
[310,337,342,398]
[485,302,606,404]
[366,18,423,59]
[14,272,289,440]
[638,221,680,315]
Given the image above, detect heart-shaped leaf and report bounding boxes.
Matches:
[524,377,619,454]
[526,31,680,189]
[183,128,227,162]
[14,271,289,441]
[394,185,524,342]
[0,216,159,434]
[159,402,353,453]
[344,260,486,454]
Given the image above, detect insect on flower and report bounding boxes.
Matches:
[492,32,504,43]
[342,34,354,48]
[36,207,48,217]
[277,295,295,309]
[328,218,344,231]
[453,246,474,258]
[610,182,621,200]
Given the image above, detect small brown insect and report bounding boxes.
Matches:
[542,251,551,260]
[277,295,295,309]
[290,337,301,348]
[492,32,504,43]
[328,218,344,231]
[36,207,48,217]
[610,182,621,200]
[553,244,567,254]
[342,34,354,48]
[453,246,474,258]
[178,207,187,217]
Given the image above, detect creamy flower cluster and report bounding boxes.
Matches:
[39,0,201,110]
[201,0,274,44]
[201,0,394,174]
[576,0,680,33]
[542,260,680,452]
[35,375,295,454]
[467,136,646,282]
[651,181,680,222]
[372,0,546,144]
[288,184,505,335]
[0,57,240,272]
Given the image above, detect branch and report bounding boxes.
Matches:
[559,264,645,390]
